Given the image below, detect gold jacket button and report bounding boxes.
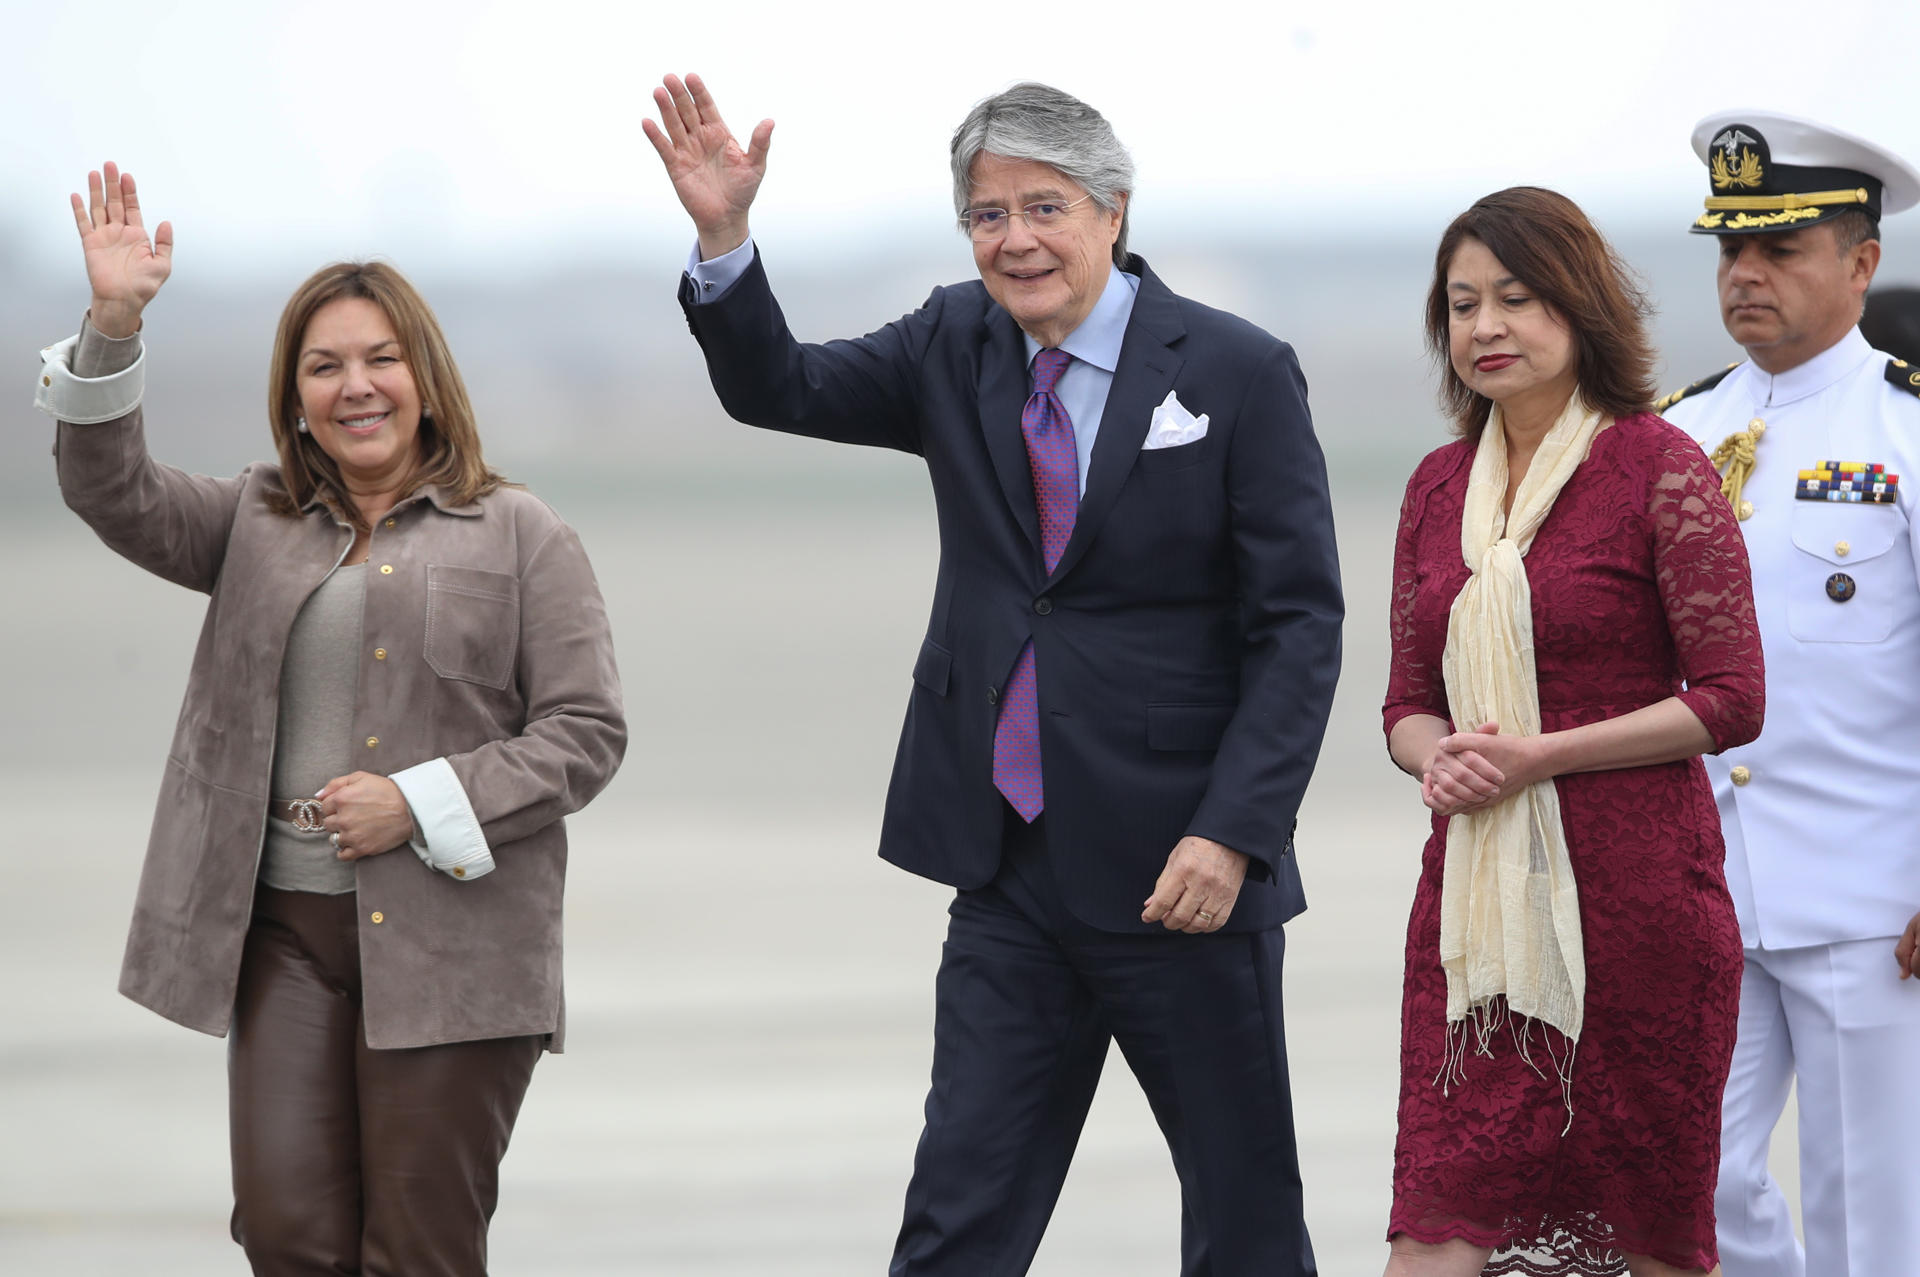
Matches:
[453,866,466,878]
[366,736,379,749]
[379,564,394,575]
[370,911,384,924]
[374,648,387,660]
[1730,765,1752,786]
[1738,500,1754,521]
[1836,540,1851,557]
[384,518,396,529]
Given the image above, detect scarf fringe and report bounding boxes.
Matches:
[1436,996,1579,1135]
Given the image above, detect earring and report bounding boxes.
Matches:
[297,417,309,434]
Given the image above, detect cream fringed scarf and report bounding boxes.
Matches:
[1438,394,1605,1119]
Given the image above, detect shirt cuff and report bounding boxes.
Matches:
[685,236,755,303]
[389,757,496,881]
[36,332,146,424]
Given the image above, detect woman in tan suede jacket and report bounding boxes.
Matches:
[37,163,627,1276]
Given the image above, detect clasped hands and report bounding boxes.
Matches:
[1420,721,1549,818]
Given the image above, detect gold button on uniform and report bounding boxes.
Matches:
[1738,500,1754,521]
[379,564,393,575]
[1836,540,1851,557]
[384,518,396,529]
[1748,417,1765,430]
[366,736,379,749]
[42,376,51,387]
[1730,765,1752,786]
[370,911,384,924]
[453,867,466,878]
[374,648,387,660]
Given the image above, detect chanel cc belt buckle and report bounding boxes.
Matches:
[288,798,326,832]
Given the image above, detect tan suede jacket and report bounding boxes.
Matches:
[39,335,625,1050]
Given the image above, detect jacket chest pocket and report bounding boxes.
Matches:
[1787,501,1908,643]
[424,564,521,688]
[1133,436,1211,475]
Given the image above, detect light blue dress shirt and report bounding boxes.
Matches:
[687,241,1140,498]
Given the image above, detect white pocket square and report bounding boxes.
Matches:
[1144,390,1209,450]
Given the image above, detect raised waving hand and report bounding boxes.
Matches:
[642,73,773,261]
[71,162,173,340]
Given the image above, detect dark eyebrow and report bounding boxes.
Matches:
[301,339,399,361]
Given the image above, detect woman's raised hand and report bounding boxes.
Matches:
[642,73,773,261]
[71,162,172,340]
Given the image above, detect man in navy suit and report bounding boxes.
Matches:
[646,74,1341,1276]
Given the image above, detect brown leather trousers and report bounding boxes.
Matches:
[228,886,543,1276]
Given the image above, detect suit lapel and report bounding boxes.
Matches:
[1048,258,1187,586]
[977,306,1041,552]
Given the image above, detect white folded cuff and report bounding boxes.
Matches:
[36,334,146,424]
[389,757,496,881]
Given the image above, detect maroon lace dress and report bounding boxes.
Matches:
[1381,414,1763,1273]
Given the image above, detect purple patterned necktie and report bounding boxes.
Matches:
[993,347,1077,821]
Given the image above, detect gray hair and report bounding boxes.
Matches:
[950,83,1136,265]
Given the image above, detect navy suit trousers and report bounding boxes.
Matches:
[890,813,1316,1277]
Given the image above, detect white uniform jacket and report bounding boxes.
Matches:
[1664,327,1920,949]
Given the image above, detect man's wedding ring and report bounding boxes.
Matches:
[1197,911,1215,923]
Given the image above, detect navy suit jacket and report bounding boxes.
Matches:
[679,250,1343,933]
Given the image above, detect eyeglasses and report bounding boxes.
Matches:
[959,194,1095,241]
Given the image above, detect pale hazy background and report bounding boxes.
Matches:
[3,1,1902,1271]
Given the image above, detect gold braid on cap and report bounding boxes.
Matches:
[1711,420,1765,513]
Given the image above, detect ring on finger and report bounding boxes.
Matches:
[329,832,341,849]
[1197,910,1215,924]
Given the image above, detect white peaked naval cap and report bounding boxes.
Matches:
[1686,109,1920,235]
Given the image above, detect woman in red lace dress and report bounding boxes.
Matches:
[1381,188,1763,1277]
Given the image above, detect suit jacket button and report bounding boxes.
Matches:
[986,686,999,706]
[1034,597,1053,615]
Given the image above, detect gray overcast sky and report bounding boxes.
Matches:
[6,0,1910,280]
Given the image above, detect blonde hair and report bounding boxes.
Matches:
[266,261,504,528]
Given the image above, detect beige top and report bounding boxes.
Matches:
[260,565,364,894]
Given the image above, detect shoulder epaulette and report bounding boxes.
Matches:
[1653,363,1740,413]
[1884,358,1920,399]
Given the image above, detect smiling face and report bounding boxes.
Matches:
[967,153,1125,349]
[295,296,425,496]
[1716,224,1878,373]
[1445,237,1579,427]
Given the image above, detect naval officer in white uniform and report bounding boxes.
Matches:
[1659,110,1920,1277]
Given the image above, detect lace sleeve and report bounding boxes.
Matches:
[1383,458,1451,741]
[1648,419,1765,752]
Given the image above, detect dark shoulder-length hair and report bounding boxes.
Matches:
[266,261,505,528]
[1424,187,1657,441]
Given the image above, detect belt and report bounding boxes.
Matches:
[268,798,327,832]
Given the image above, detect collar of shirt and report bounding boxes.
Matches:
[1022,264,1141,372]
[1748,326,1877,408]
